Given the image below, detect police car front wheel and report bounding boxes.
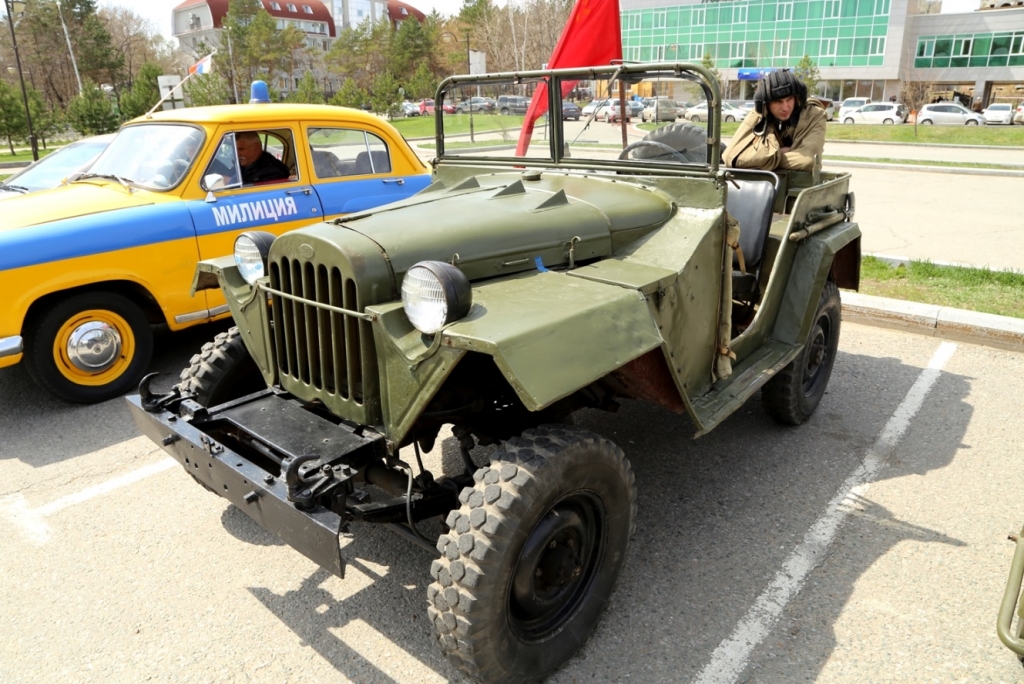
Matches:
[24,292,154,404]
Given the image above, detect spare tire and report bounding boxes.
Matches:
[632,122,726,164]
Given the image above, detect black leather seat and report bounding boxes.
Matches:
[354,150,391,175]
[726,177,778,302]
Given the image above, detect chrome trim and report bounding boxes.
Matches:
[0,336,24,358]
[174,309,211,324]
[209,304,231,317]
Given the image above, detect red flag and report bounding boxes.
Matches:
[516,0,622,156]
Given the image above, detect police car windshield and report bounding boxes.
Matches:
[87,124,205,191]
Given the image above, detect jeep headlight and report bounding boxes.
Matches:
[401,261,472,334]
[234,231,275,285]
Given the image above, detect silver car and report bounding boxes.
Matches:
[916,103,984,126]
[688,101,742,123]
[844,102,908,125]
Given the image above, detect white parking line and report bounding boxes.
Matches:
[692,341,958,684]
[0,458,176,545]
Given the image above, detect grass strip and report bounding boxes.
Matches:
[859,256,1024,320]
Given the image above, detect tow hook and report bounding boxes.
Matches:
[284,454,349,510]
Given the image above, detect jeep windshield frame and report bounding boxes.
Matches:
[432,62,723,175]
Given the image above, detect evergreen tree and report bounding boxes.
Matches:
[119,62,163,120]
[288,72,325,104]
[407,61,438,101]
[793,54,821,96]
[390,17,432,83]
[329,78,368,110]
[701,52,723,94]
[67,81,119,135]
[0,81,27,155]
[369,71,402,119]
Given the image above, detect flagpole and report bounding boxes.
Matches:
[145,51,217,118]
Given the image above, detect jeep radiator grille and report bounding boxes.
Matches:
[269,257,376,406]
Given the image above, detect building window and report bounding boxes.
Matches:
[731,42,745,59]
[822,38,838,56]
[874,0,890,14]
[956,38,973,56]
[1012,34,1024,54]
[653,10,667,28]
[824,0,840,18]
[688,43,704,60]
[917,38,935,57]
[270,1,280,8]
[287,3,297,11]
[625,46,641,61]
[693,7,705,25]
[653,45,665,60]
[303,4,313,12]
[777,1,793,20]
[777,39,790,58]
[734,3,748,22]
[870,37,885,54]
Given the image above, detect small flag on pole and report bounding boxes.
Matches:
[189,53,214,75]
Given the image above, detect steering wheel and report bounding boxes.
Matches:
[618,140,692,164]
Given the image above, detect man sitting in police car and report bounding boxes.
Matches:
[235,131,290,184]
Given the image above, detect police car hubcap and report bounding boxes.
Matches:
[67,322,122,372]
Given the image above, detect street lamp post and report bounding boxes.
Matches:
[442,30,474,143]
[4,0,37,161]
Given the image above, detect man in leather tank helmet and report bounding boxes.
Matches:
[723,69,826,171]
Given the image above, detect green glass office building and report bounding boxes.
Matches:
[620,0,1024,105]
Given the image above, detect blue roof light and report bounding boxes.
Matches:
[249,81,271,104]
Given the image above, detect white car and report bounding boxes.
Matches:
[843,102,908,125]
[916,102,984,126]
[581,99,605,117]
[598,100,631,122]
[688,101,742,123]
[837,97,871,122]
[982,103,1014,125]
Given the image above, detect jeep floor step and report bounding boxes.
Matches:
[691,340,802,436]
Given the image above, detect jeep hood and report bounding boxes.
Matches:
[338,172,674,280]
[0,183,157,231]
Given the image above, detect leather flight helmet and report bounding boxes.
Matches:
[754,69,807,114]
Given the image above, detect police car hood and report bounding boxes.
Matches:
[0,182,157,230]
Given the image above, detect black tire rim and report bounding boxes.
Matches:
[508,491,604,642]
[801,312,832,397]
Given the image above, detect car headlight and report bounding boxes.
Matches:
[401,261,472,334]
[234,231,276,285]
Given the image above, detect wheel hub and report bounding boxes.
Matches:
[67,321,122,372]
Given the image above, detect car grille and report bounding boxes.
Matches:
[268,256,378,417]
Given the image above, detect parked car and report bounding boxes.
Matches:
[0,98,432,403]
[627,99,645,118]
[838,97,872,122]
[982,102,1014,125]
[688,101,743,122]
[496,95,529,115]
[0,134,114,199]
[581,99,605,117]
[916,102,985,125]
[401,101,420,117]
[455,97,495,113]
[598,99,632,122]
[418,99,435,115]
[1015,102,1024,124]
[129,61,860,684]
[641,98,682,122]
[843,102,908,124]
[812,97,836,121]
[441,102,457,114]
[561,101,582,120]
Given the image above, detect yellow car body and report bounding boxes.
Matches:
[0,103,431,402]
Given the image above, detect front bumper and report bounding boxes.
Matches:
[126,392,385,578]
[0,335,23,369]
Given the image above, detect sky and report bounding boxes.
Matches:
[103,0,984,43]
[102,0,467,42]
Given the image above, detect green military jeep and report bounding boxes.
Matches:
[129,63,860,683]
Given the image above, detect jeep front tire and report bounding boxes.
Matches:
[177,326,265,407]
[428,426,636,683]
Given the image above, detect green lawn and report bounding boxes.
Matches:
[0,147,58,163]
[859,257,1024,319]
[391,113,530,138]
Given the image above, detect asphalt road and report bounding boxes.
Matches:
[2,321,1023,683]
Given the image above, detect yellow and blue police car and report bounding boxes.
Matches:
[0,98,431,403]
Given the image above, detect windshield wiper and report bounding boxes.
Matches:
[75,172,134,190]
[1,184,30,194]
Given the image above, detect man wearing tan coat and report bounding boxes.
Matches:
[723,70,826,171]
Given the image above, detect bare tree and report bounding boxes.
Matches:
[898,43,933,135]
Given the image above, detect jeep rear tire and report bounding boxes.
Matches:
[762,281,841,425]
[177,326,265,407]
[428,425,636,684]
[24,292,153,404]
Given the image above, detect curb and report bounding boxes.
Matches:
[824,159,1024,178]
[842,291,1024,353]
[0,161,29,171]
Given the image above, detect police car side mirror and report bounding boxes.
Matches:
[205,173,226,191]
